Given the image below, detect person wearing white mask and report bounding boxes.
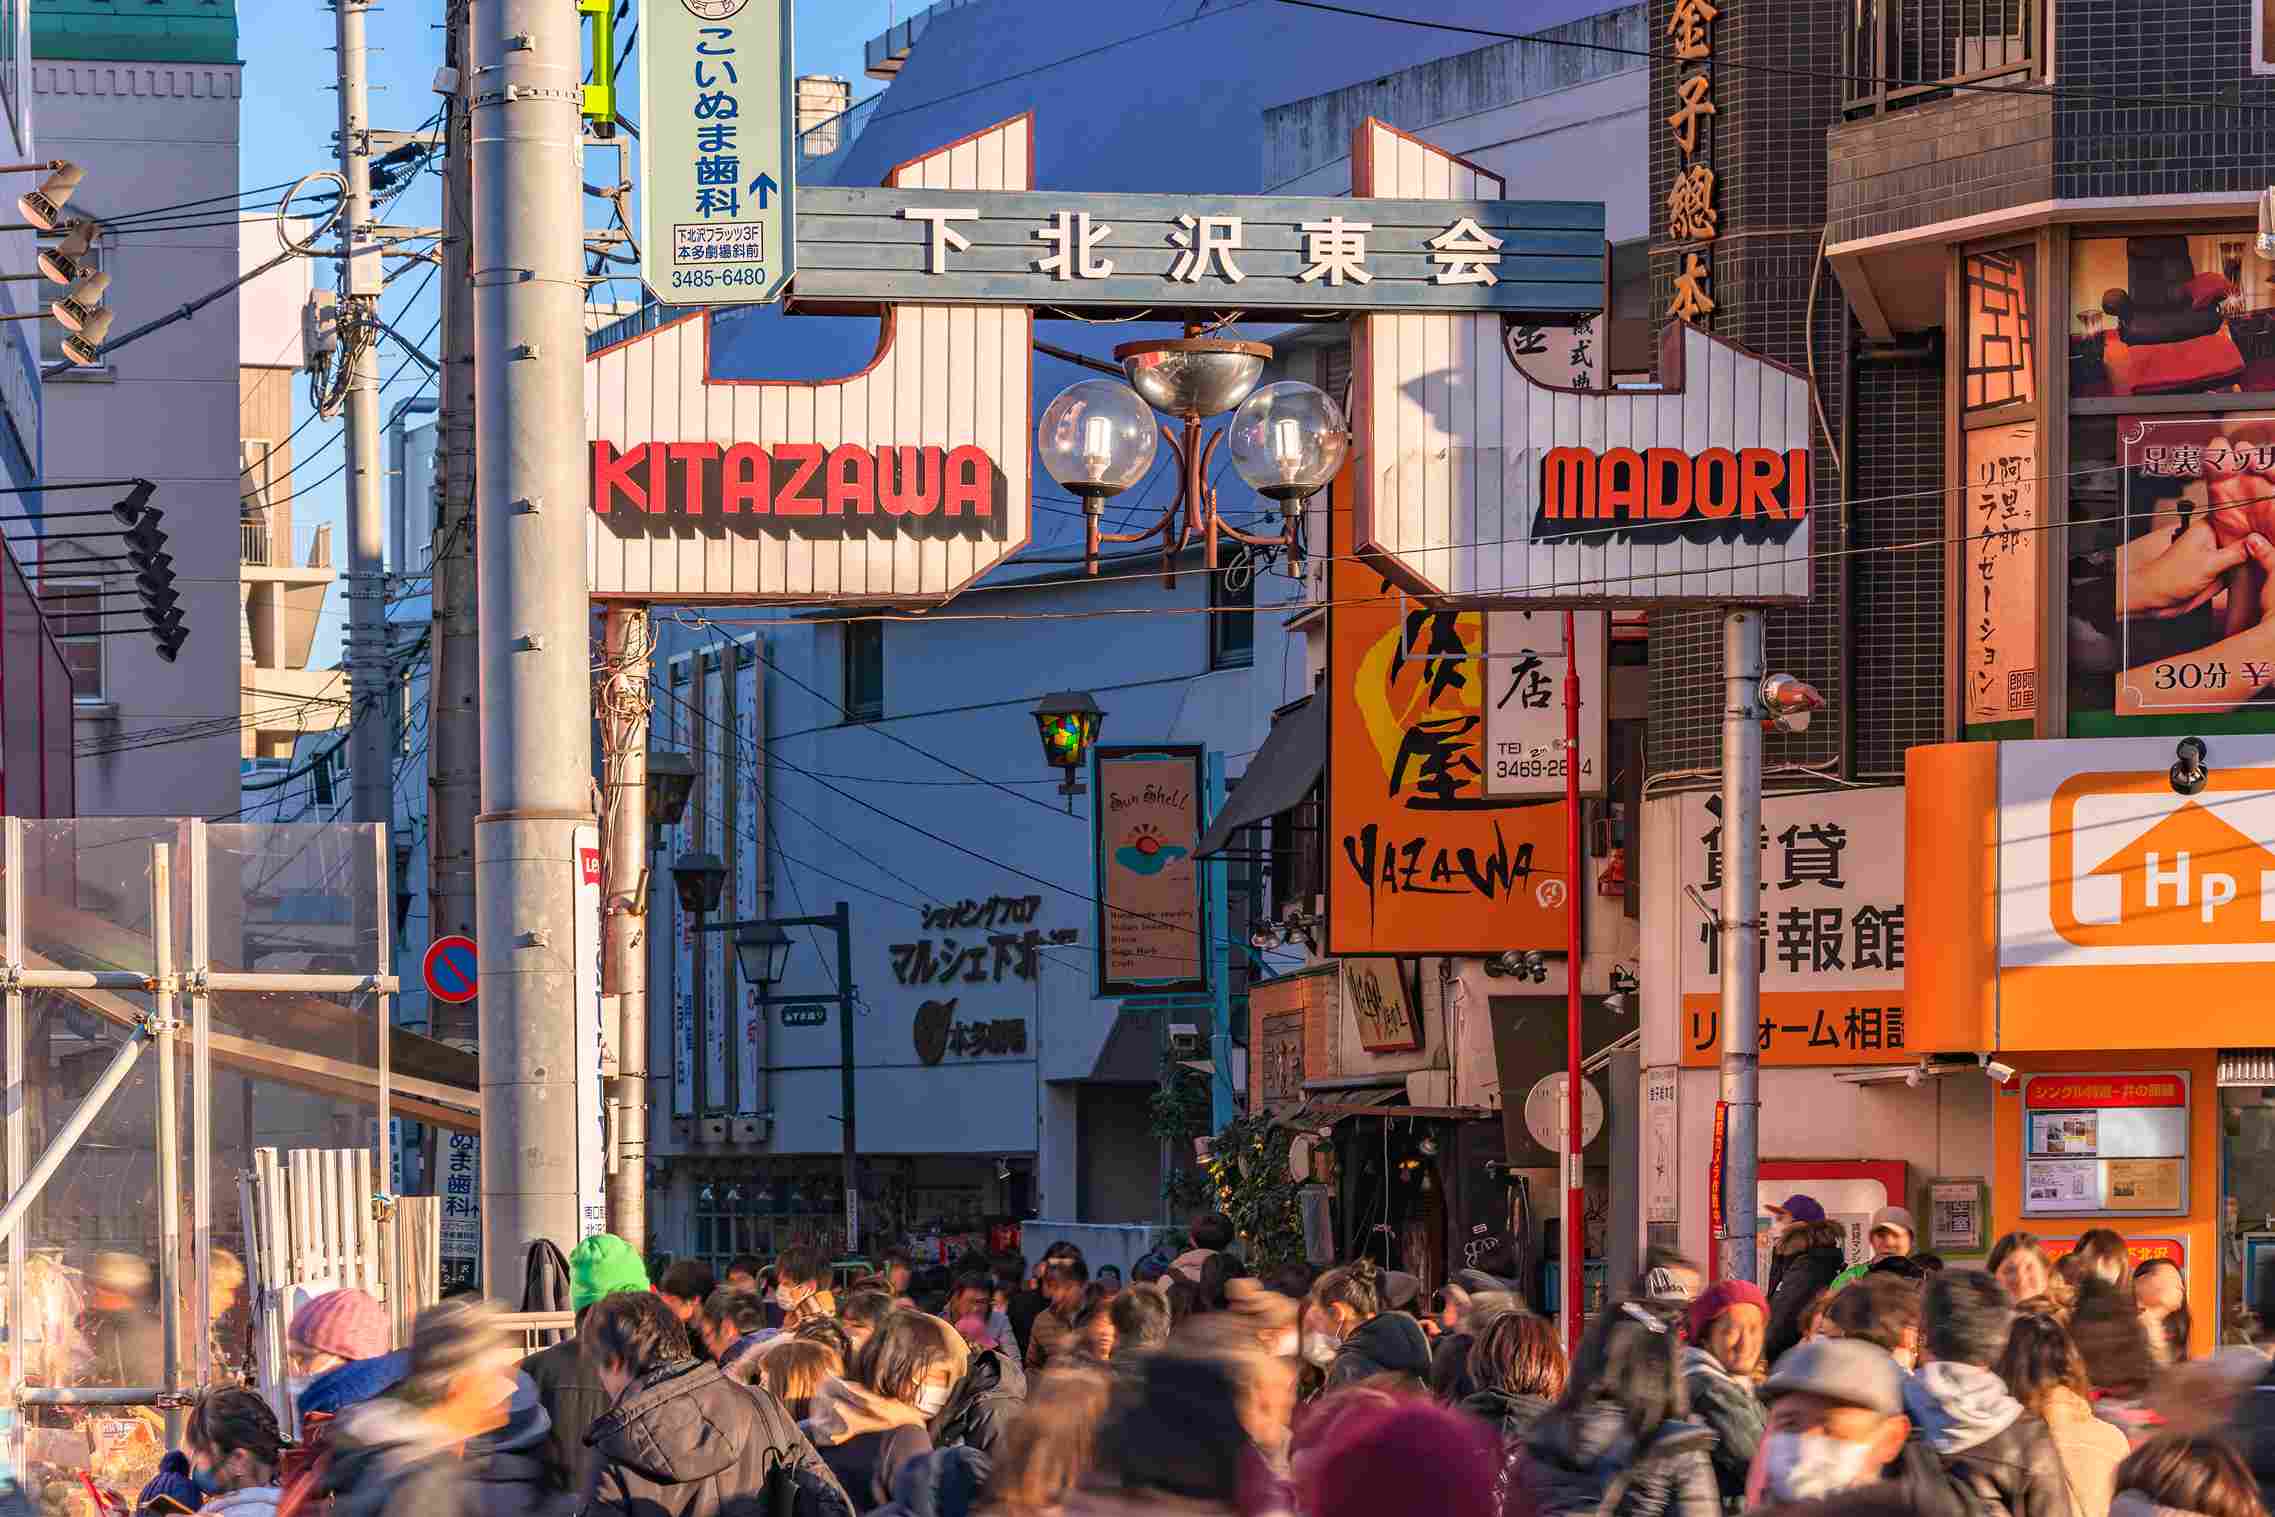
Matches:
[1755,1339,1924,1505]
[802,1309,967,1511]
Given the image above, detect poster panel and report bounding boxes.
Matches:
[2069,234,2269,399]
[1961,422,2041,727]
[1095,746,1206,995]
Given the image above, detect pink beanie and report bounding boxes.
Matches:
[290,1288,389,1362]
[1296,1399,1497,1517]
[1686,1278,1770,1342]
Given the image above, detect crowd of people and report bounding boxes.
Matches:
[113,1201,2275,1517]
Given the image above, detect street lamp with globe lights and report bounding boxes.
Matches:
[1038,328,1348,581]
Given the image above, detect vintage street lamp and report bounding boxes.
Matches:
[646,749,697,836]
[1030,690,1104,811]
[1038,328,1348,581]
[732,921,793,991]
[669,852,727,916]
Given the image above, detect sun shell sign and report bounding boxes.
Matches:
[1094,746,1206,997]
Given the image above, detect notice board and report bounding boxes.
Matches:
[2021,1070,2190,1218]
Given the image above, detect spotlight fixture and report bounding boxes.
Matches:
[1484,949,1551,984]
[16,161,83,233]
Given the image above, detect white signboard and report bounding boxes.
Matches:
[1484,610,1608,797]
[1675,785,1907,1067]
[574,823,608,1240]
[1644,1066,1680,1225]
[440,1131,479,1292]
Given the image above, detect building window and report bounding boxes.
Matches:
[38,578,103,700]
[1210,544,1256,670]
[843,619,883,722]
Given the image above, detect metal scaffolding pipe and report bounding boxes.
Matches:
[202,972,400,993]
[153,843,183,1442]
[18,1387,180,1407]
[10,970,157,992]
[0,1021,153,1251]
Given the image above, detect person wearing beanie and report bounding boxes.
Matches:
[1295,1398,1499,1517]
[518,1232,650,1498]
[291,1288,411,1434]
[1682,1280,1769,1512]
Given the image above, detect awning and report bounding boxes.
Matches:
[1195,696,1323,859]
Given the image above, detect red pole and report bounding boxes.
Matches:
[1562,610,1584,1358]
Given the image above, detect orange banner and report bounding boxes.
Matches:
[1325,472,1571,956]
[2041,1236,2185,1269]
[1678,993,1918,1068]
[2022,1074,2186,1108]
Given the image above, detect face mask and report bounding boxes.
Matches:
[774,1286,809,1312]
[1272,1329,1300,1359]
[1301,1332,1339,1368]
[190,1465,226,1500]
[1761,1432,1880,1502]
[913,1384,952,1417]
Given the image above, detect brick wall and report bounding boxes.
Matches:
[1828,92,2055,244]
[1848,347,1947,779]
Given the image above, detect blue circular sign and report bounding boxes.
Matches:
[424,934,480,1005]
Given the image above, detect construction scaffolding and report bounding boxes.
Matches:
[0,818,478,1503]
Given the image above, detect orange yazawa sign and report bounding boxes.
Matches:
[1326,473,1571,957]
[1908,736,2275,1048]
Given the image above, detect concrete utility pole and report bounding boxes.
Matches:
[599,605,650,1254]
[429,0,481,1048]
[471,0,596,1283]
[1717,609,1763,1285]
[334,0,390,830]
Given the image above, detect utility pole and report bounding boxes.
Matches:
[429,0,481,1048]
[599,605,650,1254]
[471,0,596,1283]
[1717,609,1763,1286]
[333,0,390,830]
[1561,610,1583,1355]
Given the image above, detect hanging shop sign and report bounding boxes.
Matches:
[1911,737,2275,1049]
[1663,0,1720,325]
[1483,610,1608,799]
[2021,1071,2190,1218]
[1093,746,1206,997]
[1342,956,1421,1054]
[1325,465,1572,958]
[1346,120,1810,607]
[786,187,1604,314]
[637,0,796,306]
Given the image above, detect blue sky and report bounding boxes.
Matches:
[233,0,885,669]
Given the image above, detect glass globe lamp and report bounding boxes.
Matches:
[1227,381,1350,502]
[1037,379,1157,500]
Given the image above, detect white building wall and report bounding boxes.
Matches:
[37,60,241,817]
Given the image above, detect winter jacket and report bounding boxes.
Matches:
[521,1330,615,1499]
[204,1488,284,1517]
[928,1346,1025,1458]
[325,1401,478,1517]
[1862,1440,1979,1517]
[2040,1385,2129,1517]
[296,1350,412,1430]
[1506,1401,1719,1517]
[1324,1313,1432,1388]
[1763,1244,1846,1366]
[462,1385,577,1517]
[1679,1346,1764,1512]
[2228,1358,2275,1514]
[1005,1288,1048,1361]
[1904,1361,2071,1517]
[867,1446,990,1517]
[1458,1387,1552,1449]
[803,1374,934,1513]
[1433,1332,1480,1402]
[587,1358,853,1517]
[1024,1305,1076,1373]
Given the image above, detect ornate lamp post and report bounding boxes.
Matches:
[1029,690,1105,812]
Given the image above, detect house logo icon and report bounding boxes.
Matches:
[2050,771,2275,949]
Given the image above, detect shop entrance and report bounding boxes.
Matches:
[2220,1077,2275,1345]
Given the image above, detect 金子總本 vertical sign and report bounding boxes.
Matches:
[638,0,795,305]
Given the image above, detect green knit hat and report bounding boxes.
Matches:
[570,1232,650,1313]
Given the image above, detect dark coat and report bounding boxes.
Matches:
[2229,1358,2275,1514]
[323,1395,573,1517]
[522,1331,615,1500]
[929,1347,1026,1459]
[813,1426,930,1514]
[1325,1312,1433,1388]
[1763,1244,1846,1366]
[586,1359,853,1517]
[1507,1402,1720,1517]
[867,1447,990,1517]
[1679,1349,1763,1512]
[1903,1364,2071,1517]
[1458,1387,1552,1448]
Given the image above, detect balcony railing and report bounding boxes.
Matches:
[1845,0,2041,118]
[240,520,334,570]
[241,519,269,565]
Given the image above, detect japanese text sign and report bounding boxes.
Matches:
[2022,1068,2190,1218]
[1483,610,1608,798]
[1343,957,1421,1053]
[1663,0,1721,324]
[1326,467,1572,958]
[786,187,1604,315]
[638,0,795,305]
[1094,747,1207,996]
[1964,421,2041,727]
[1676,785,1918,1067]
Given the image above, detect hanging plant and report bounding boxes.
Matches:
[1199,1111,1307,1273]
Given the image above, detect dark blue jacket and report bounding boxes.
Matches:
[298,1349,413,1424]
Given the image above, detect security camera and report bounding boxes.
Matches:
[1982,1058,2017,1086]
[2171,736,2210,797]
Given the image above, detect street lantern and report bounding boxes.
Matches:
[1038,327,1345,580]
[670,851,727,915]
[1030,690,1104,809]
[732,921,793,991]
[646,749,697,828]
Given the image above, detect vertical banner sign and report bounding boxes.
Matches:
[1484,610,1608,798]
[439,1131,480,1293]
[702,651,729,1113]
[574,826,608,1240]
[1325,472,1572,956]
[1664,0,1719,323]
[1963,421,2041,726]
[2116,417,2275,715]
[637,0,795,305]
[734,642,765,1115]
[1644,1067,1680,1225]
[1095,746,1206,996]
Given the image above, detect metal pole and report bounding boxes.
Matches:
[151,842,183,1440]
[430,0,482,1048]
[375,822,393,1204]
[335,0,390,831]
[0,1027,154,1252]
[471,0,598,1289]
[835,902,857,1258]
[1718,609,1764,1286]
[1562,611,1584,1356]
[601,605,650,1253]
[4,819,24,1477]
[1203,753,1235,1131]
[188,821,211,1391]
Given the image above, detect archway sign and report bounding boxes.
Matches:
[588,117,1818,608]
